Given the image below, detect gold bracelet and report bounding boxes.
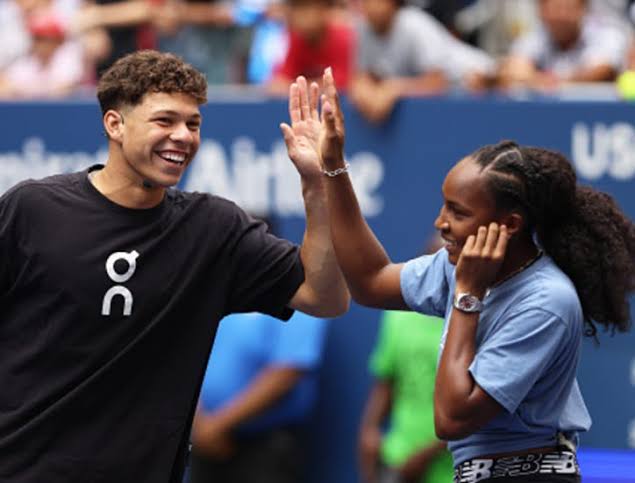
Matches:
[323,162,350,177]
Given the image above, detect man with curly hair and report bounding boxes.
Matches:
[0,50,349,483]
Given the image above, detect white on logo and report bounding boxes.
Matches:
[102,250,139,316]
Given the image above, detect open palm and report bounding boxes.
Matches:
[280,76,323,180]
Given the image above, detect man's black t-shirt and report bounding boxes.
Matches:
[0,167,305,483]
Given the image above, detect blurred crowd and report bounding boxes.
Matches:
[1,0,634,117]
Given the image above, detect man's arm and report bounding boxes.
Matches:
[72,1,153,31]
[192,366,303,457]
[358,380,392,482]
[280,76,350,317]
[566,63,617,82]
[383,70,448,97]
[398,440,448,480]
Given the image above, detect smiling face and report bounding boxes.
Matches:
[362,0,399,35]
[434,157,501,264]
[539,0,586,49]
[107,91,202,188]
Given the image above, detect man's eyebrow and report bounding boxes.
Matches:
[150,110,202,119]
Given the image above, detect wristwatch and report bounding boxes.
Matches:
[453,292,484,313]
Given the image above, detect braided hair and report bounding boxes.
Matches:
[471,140,635,336]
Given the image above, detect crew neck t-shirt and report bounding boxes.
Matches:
[0,166,305,483]
[400,249,591,466]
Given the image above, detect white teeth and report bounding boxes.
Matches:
[159,152,186,164]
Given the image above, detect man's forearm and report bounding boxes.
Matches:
[386,71,448,97]
[179,3,234,26]
[361,381,393,429]
[293,178,350,317]
[211,366,304,430]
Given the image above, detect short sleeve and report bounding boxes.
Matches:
[269,311,328,369]
[0,185,21,295]
[580,25,628,70]
[330,24,355,88]
[469,308,568,413]
[355,21,372,72]
[369,312,397,379]
[274,30,301,80]
[226,209,304,320]
[400,248,451,317]
[409,9,455,73]
[443,41,496,80]
[510,31,545,61]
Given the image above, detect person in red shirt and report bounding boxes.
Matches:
[268,0,355,94]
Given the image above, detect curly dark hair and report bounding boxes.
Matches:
[96,50,207,114]
[471,140,635,336]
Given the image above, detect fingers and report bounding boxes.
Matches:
[493,224,509,260]
[473,226,488,254]
[297,76,311,121]
[482,223,499,257]
[279,122,295,149]
[323,67,344,131]
[470,223,508,260]
[321,96,337,135]
[463,234,476,254]
[461,223,509,260]
[309,81,320,122]
[288,82,300,124]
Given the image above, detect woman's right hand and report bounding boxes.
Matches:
[319,67,346,169]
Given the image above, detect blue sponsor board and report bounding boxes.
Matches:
[1,97,634,482]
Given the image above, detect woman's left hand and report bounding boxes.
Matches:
[455,222,509,298]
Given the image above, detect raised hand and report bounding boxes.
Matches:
[279,76,323,181]
[319,67,346,168]
[455,223,509,298]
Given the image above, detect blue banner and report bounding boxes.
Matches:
[1,97,634,482]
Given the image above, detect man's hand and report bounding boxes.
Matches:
[280,76,323,181]
[397,441,447,481]
[191,411,235,460]
[358,425,382,483]
[455,223,509,299]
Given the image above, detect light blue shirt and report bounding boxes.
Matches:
[199,311,328,433]
[400,249,591,466]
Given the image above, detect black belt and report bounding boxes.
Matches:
[454,450,580,483]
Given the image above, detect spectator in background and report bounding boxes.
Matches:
[244,0,288,84]
[498,0,629,91]
[358,235,453,483]
[157,0,253,84]
[72,0,158,74]
[0,0,43,70]
[0,0,88,72]
[359,311,453,483]
[267,0,355,94]
[189,279,329,483]
[0,12,90,98]
[349,0,493,123]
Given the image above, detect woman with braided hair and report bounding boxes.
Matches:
[308,71,635,483]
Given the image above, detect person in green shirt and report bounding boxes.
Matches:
[359,309,454,483]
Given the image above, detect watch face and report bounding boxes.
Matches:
[456,293,483,312]
[461,296,477,311]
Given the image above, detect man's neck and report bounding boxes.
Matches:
[91,163,165,209]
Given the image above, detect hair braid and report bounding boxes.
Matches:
[472,141,635,335]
